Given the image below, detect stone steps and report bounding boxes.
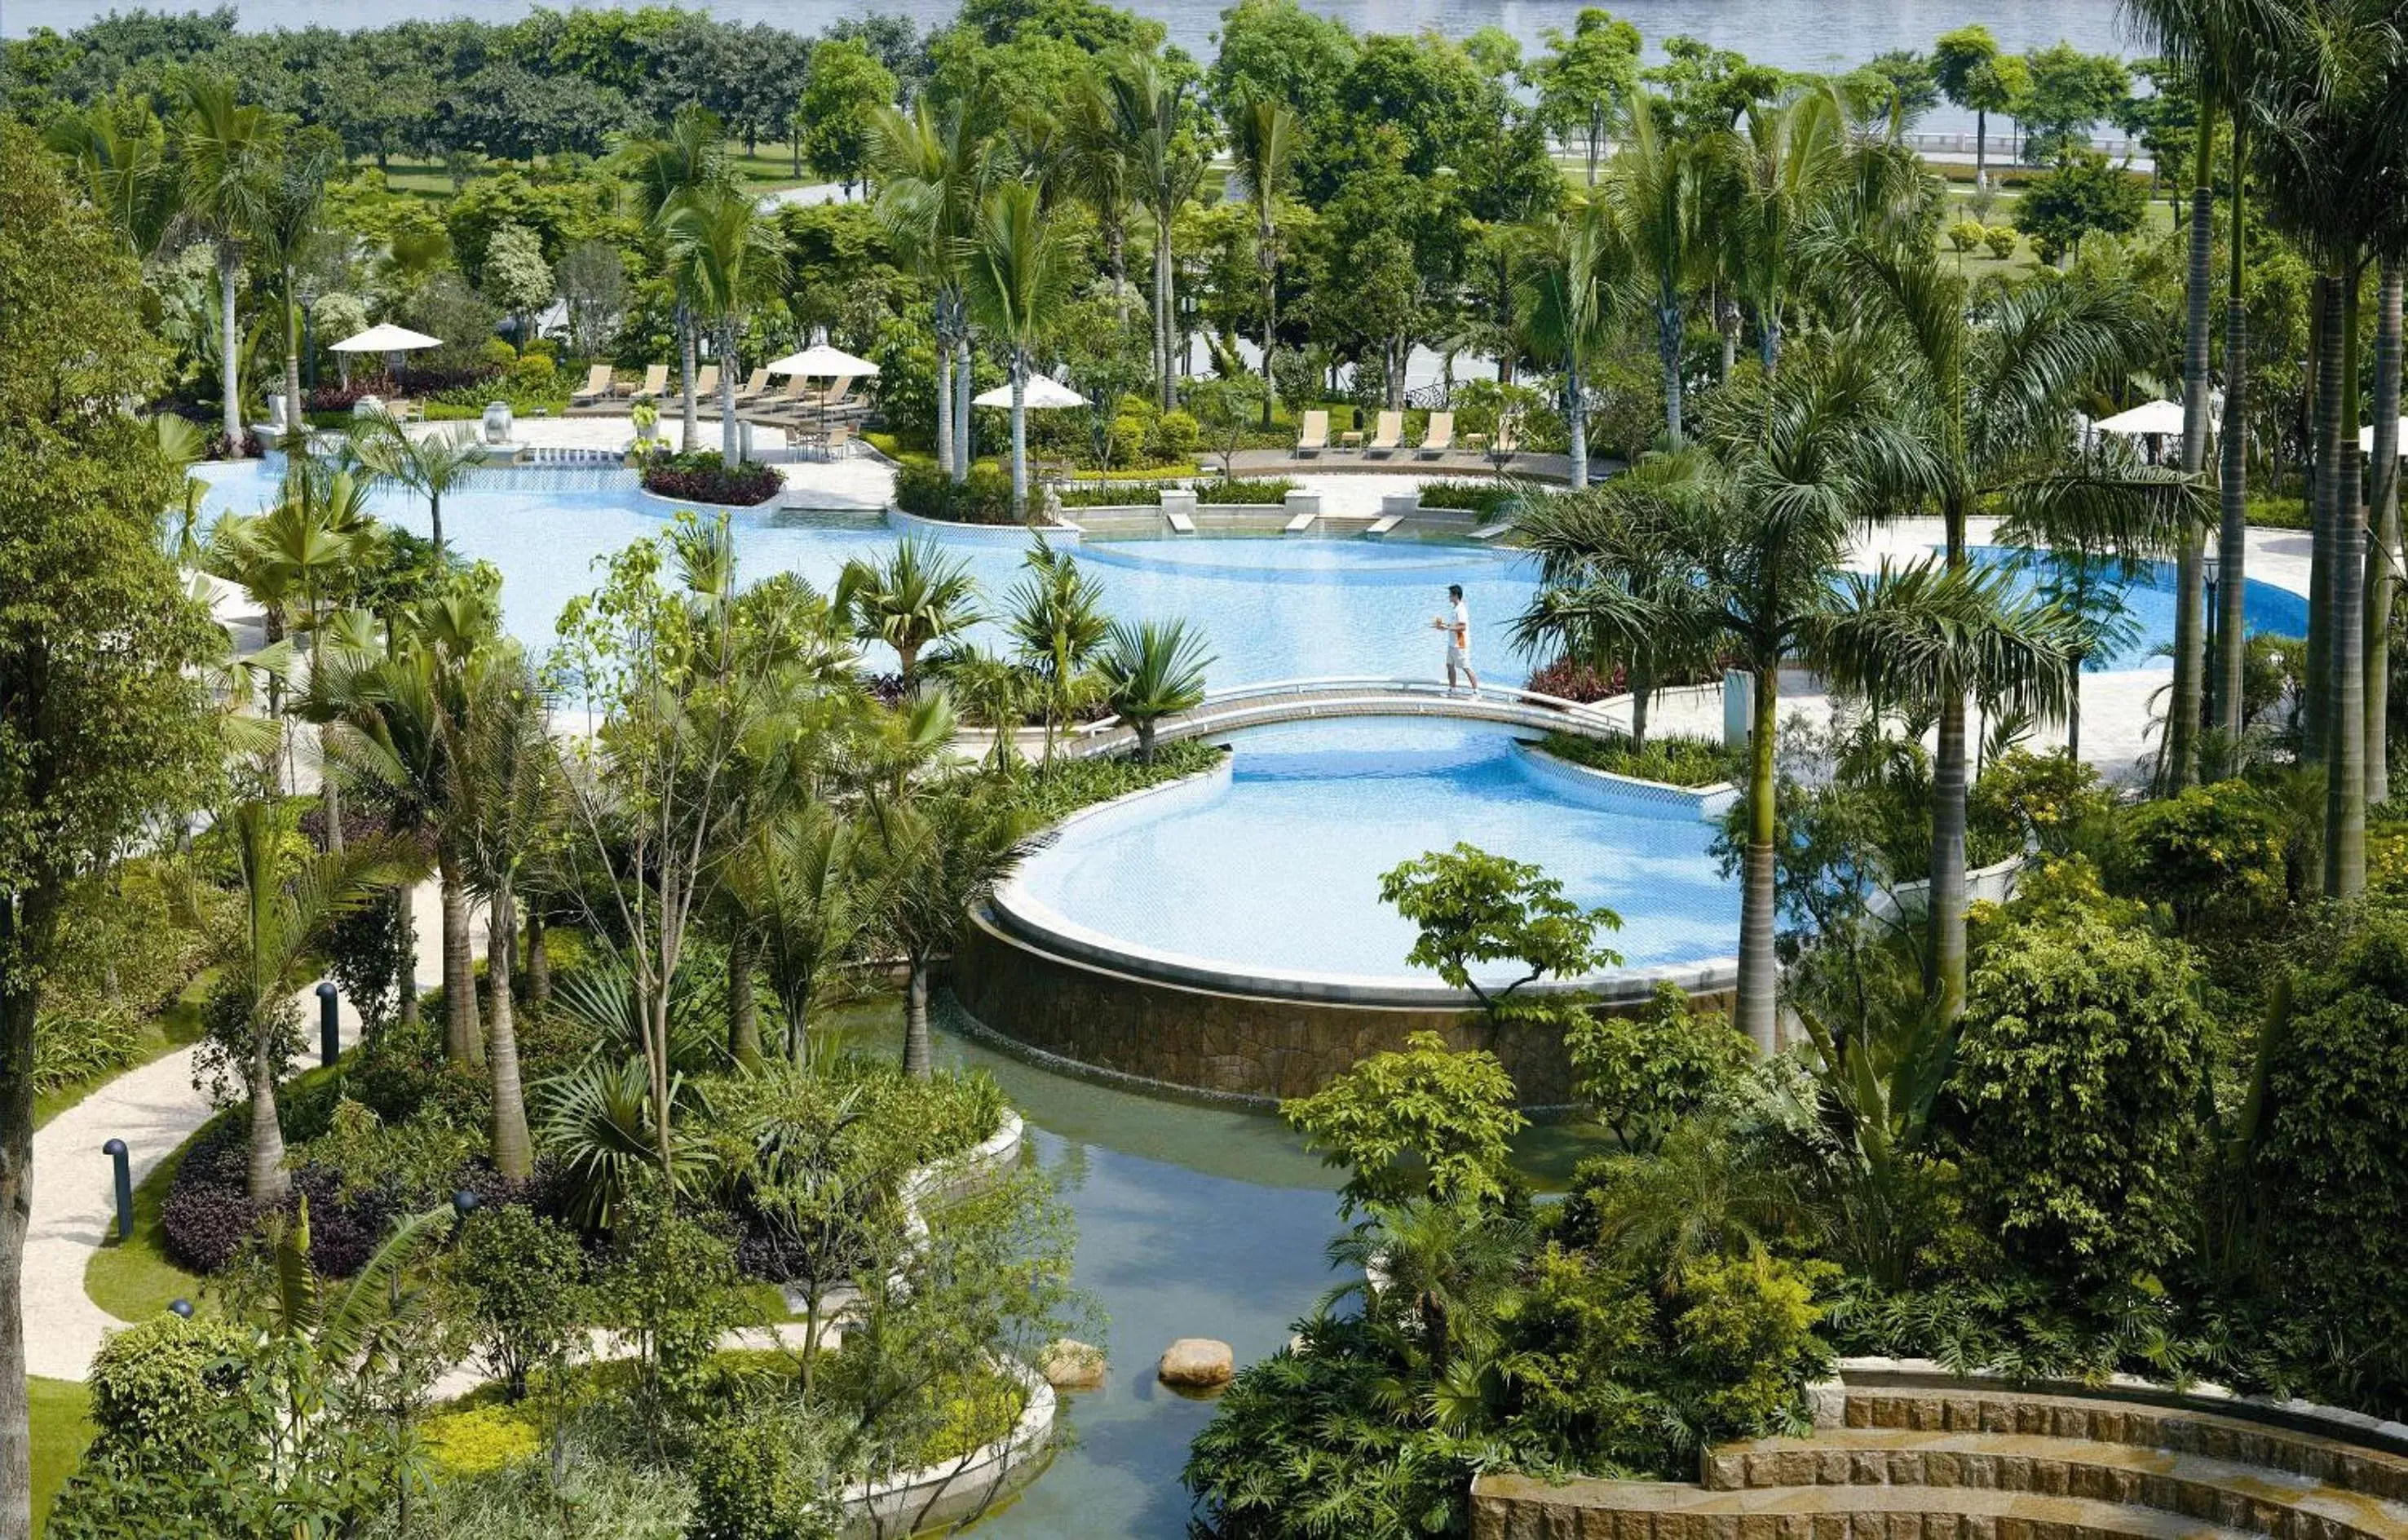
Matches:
[1472,1472,2286,1540]
[1831,1389,2408,1506]
[1705,1431,2408,1540]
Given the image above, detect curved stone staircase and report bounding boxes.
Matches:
[1474,1379,2408,1540]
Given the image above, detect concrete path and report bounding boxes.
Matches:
[24,880,468,1380]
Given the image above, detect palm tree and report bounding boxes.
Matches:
[218,798,417,1201]
[865,780,1047,1078]
[250,460,375,838]
[873,97,992,482]
[175,75,277,454]
[1515,194,1624,489]
[1059,70,1136,325]
[1831,242,2203,1011]
[965,181,1073,520]
[44,95,178,257]
[1007,538,1111,763]
[254,131,338,440]
[833,538,981,687]
[1098,618,1213,762]
[664,187,789,463]
[351,417,485,554]
[1606,94,1701,445]
[1104,47,1209,409]
[443,644,555,1179]
[616,106,734,454]
[1226,97,1297,426]
[2121,0,2299,773]
[723,804,864,1064]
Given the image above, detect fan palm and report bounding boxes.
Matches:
[833,538,981,687]
[1515,194,1626,489]
[218,798,418,1201]
[664,187,789,462]
[864,780,1049,1078]
[872,96,993,481]
[1226,96,1297,425]
[964,181,1073,520]
[615,106,736,453]
[1097,618,1214,762]
[175,75,278,454]
[350,417,485,555]
[1828,241,2202,1014]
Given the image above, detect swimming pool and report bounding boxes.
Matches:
[996,719,1741,994]
[1968,544,2308,669]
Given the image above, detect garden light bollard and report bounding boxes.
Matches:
[317,980,339,1067]
[101,1138,131,1242]
[168,1299,192,1319]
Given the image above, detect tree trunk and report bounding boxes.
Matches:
[2307,274,2335,765]
[524,905,549,1007]
[1156,217,1176,410]
[0,895,53,1540]
[727,928,761,1069]
[903,963,932,1080]
[1975,108,1988,189]
[2327,270,2366,898]
[219,242,244,454]
[1566,360,1588,490]
[486,887,532,1180]
[1931,502,1972,1018]
[282,277,305,441]
[934,320,957,481]
[1108,219,1129,325]
[954,337,974,478]
[2168,171,2216,789]
[720,320,742,463]
[2216,130,2251,766]
[246,1035,289,1203]
[1259,212,1279,428]
[438,847,483,1066]
[1631,658,1652,749]
[2365,263,2401,803]
[1010,366,1029,521]
[2068,667,2083,760]
[679,311,700,453]
[429,490,445,556]
[395,887,420,1030]
[1658,302,1683,447]
[1735,664,1780,1054]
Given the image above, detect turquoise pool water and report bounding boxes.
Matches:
[1005,719,1739,987]
[1969,544,2309,669]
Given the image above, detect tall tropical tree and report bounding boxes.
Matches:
[1060,70,1136,323]
[254,130,338,440]
[1104,47,1210,409]
[873,97,992,482]
[1831,241,2203,1011]
[247,459,374,834]
[1226,97,1297,425]
[175,75,277,454]
[965,182,1073,520]
[724,804,864,1064]
[216,798,415,1202]
[1607,95,1702,445]
[43,97,178,257]
[834,538,981,687]
[350,417,485,554]
[2121,0,2298,768]
[616,106,733,454]
[1098,618,1214,762]
[1007,538,1111,763]
[664,187,789,463]
[1515,194,1624,489]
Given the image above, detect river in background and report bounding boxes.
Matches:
[5,0,2132,134]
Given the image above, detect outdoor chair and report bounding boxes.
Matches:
[1366,410,1403,455]
[1417,412,1454,458]
[692,364,719,405]
[570,364,616,405]
[1296,409,1329,457]
[629,363,670,402]
[731,367,771,405]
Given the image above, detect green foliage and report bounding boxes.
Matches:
[684,1404,839,1540]
[298,1098,476,1208]
[86,1314,250,1459]
[1283,1031,1526,1215]
[1540,731,1735,789]
[1947,218,1987,255]
[1415,478,1518,515]
[420,1402,540,1475]
[1150,407,1200,462]
[1970,749,2115,856]
[892,458,1017,525]
[2111,779,2287,938]
[2016,151,2147,265]
[996,740,1224,823]
[596,1182,746,1427]
[1378,843,1623,1016]
[1954,903,2211,1291]
[796,38,898,190]
[1982,226,2018,259]
[1565,985,1752,1153]
[451,1206,590,1402]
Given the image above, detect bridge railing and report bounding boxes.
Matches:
[1071,675,1625,742]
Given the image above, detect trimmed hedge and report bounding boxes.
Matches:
[642,451,782,507]
[1416,479,1518,516]
[894,460,1017,524]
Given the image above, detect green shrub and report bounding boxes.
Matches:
[2245,494,2308,529]
[997,739,1222,824]
[1192,477,1296,505]
[1953,902,2211,1291]
[452,1206,590,1402]
[1283,1030,1526,1215]
[1415,479,1517,515]
[86,1315,250,1458]
[893,459,1017,524]
[1054,481,1166,507]
[1982,226,2018,259]
[2110,779,2286,938]
[1947,217,1988,254]
[1565,984,1752,1153]
[422,1402,540,1474]
[479,338,519,371]
[1151,408,1200,462]
[1107,411,1147,468]
[1540,731,1735,789]
[510,351,555,387]
[297,1098,475,1208]
[1970,749,2115,856]
[687,1404,842,1540]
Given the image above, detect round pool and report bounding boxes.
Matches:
[994,718,1741,1002]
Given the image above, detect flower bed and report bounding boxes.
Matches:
[640,451,782,507]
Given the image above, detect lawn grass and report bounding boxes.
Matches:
[34,971,211,1133]
[347,138,817,203]
[82,1119,209,1326]
[30,1376,94,1537]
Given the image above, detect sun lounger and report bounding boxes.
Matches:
[1284,508,1316,533]
[1296,409,1328,457]
[1366,409,1403,455]
[1164,507,1196,534]
[570,363,616,405]
[629,363,670,402]
[1417,411,1454,458]
[1366,513,1403,536]
[807,374,855,409]
[731,367,771,404]
[692,365,719,404]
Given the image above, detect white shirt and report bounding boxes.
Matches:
[1449,600,1470,651]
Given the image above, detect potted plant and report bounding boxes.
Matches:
[630,400,659,441]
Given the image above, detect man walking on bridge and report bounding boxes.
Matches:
[1434,583,1479,695]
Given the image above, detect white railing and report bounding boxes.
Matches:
[1071,675,1624,744]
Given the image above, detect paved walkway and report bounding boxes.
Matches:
[25,880,467,1380]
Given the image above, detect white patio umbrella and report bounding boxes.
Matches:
[2092,398,2187,436]
[763,343,881,448]
[972,376,1087,409]
[329,321,443,390]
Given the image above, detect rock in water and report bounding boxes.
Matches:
[1041,1339,1106,1390]
[1157,1338,1234,1388]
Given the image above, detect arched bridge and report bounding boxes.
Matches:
[1062,676,1628,759]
